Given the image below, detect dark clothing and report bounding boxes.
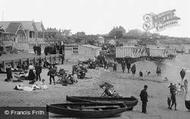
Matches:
[61,54,64,64]
[156,66,161,76]
[139,72,143,77]
[72,65,77,75]
[171,94,176,103]
[35,65,42,81]
[48,68,56,85]
[126,63,131,73]
[121,62,125,73]
[168,84,177,110]
[113,63,117,71]
[170,93,177,110]
[167,96,171,108]
[36,74,41,81]
[28,70,36,81]
[49,76,55,85]
[169,84,176,95]
[140,89,148,113]
[180,69,185,80]
[35,65,42,75]
[6,67,12,80]
[131,64,136,75]
[142,102,147,113]
[140,89,148,102]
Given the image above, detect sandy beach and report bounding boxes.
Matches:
[0,57,190,119]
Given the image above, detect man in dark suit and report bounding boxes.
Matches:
[140,85,148,113]
[35,63,42,81]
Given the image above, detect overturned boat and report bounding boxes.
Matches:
[66,96,138,110]
[47,102,131,118]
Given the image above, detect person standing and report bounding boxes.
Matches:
[180,69,186,81]
[156,66,161,76]
[35,63,42,81]
[126,61,131,73]
[5,64,13,82]
[140,85,148,113]
[28,64,36,84]
[121,60,125,73]
[168,83,177,110]
[131,64,136,76]
[113,62,117,72]
[48,66,56,85]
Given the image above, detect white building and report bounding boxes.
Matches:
[79,44,101,59]
[65,44,101,61]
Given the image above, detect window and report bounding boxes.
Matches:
[29,31,33,38]
[73,47,78,54]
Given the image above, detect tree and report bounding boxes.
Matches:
[62,29,72,36]
[108,26,126,39]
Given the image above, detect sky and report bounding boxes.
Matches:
[0,0,190,37]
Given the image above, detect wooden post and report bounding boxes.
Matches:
[2,61,5,72]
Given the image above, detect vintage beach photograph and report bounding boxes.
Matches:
[0,0,190,119]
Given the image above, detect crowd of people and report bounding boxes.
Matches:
[3,53,190,114]
[113,59,162,79]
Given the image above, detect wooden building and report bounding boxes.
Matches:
[0,21,45,52]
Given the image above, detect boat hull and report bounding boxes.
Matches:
[66,96,138,109]
[47,103,130,118]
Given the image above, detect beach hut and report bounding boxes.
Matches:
[148,47,168,57]
[116,46,148,58]
[78,44,101,60]
[64,44,79,60]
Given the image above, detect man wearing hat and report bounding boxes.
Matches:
[5,64,13,81]
[140,85,148,113]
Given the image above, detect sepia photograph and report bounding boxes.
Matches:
[0,0,190,119]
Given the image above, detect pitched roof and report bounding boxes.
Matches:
[35,22,45,32]
[0,22,10,29]
[6,22,21,34]
[0,21,45,32]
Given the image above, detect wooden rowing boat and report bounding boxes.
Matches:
[66,96,138,110]
[47,102,130,118]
